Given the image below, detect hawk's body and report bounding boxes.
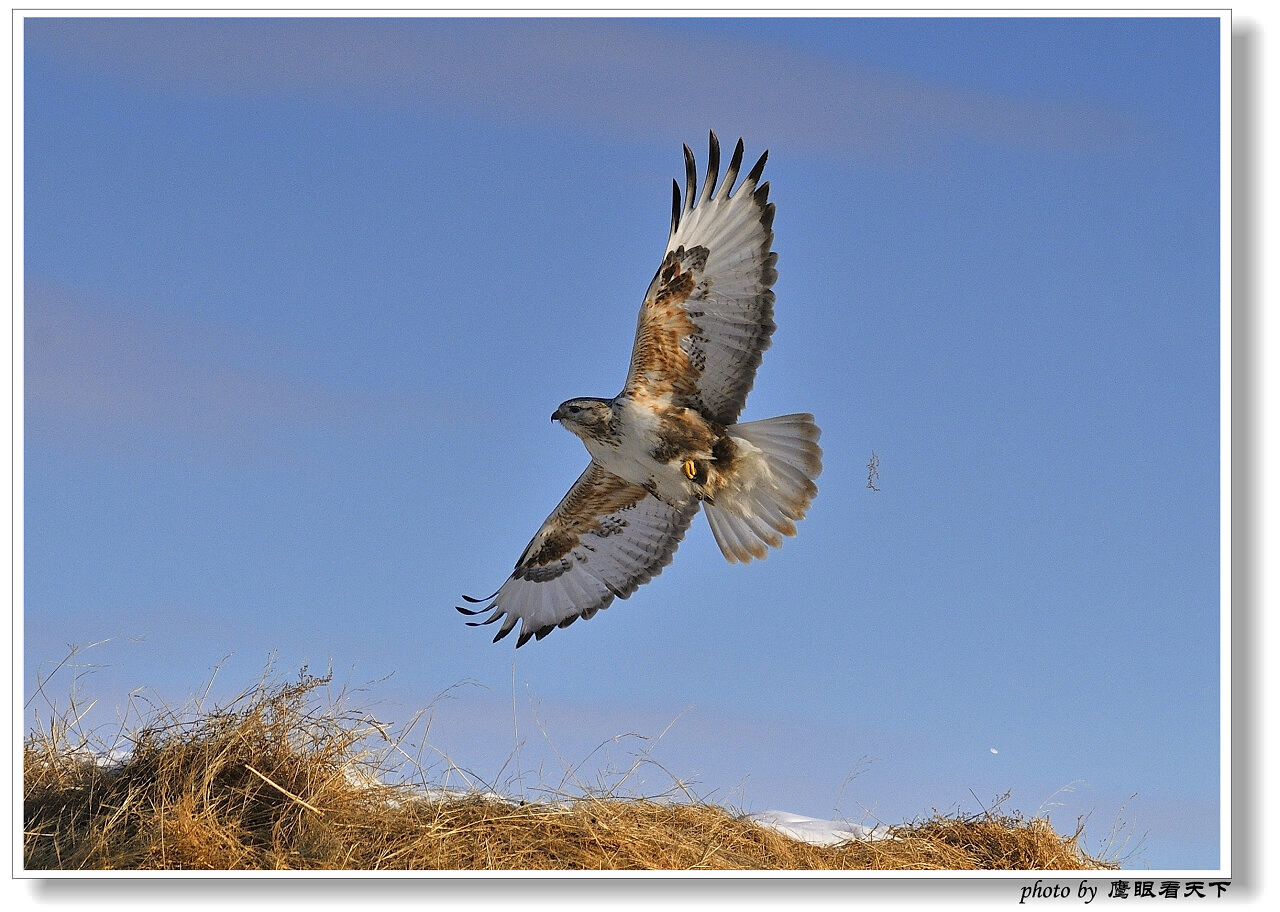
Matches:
[460,134,823,646]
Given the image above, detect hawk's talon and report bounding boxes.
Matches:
[683,458,698,480]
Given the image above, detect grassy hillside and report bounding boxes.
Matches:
[23,666,1117,871]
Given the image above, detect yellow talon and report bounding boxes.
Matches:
[683,459,698,480]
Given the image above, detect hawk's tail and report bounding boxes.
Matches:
[704,413,823,564]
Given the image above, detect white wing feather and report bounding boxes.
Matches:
[459,463,697,647]
[626,132,777,425]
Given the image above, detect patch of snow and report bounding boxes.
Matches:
[60,744,133,771]
[747,810,894,846]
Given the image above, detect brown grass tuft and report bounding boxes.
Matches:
[24,664,1116,871]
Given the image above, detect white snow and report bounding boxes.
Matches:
[747,810,894,846]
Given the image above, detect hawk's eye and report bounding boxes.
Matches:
[568,405,581,414]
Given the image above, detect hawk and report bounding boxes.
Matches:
[459,132,822,646]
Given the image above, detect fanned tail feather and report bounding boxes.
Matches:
[704,413,822,563]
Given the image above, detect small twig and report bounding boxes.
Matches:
[244,764,324,816]
[969,789,993,821]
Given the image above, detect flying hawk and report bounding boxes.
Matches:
[459,132,822,646]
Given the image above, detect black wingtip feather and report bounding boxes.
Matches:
[671,134,765,227]
[702,131,721,202]
[461,588,500,604]
[723,138,745,194]
[759,198,776,234]
[669,179,680,236]
[682,143,697,214]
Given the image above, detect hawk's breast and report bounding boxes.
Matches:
[582,396,721,507]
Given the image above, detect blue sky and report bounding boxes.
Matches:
[21,15,1223,871]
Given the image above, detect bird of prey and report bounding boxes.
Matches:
[459,132,822,647]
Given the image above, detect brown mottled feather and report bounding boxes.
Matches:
[460,461,698,646]
[623,132,777,425]
[624,246,704,404]
[517,463,648,569]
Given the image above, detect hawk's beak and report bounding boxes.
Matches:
[551,407,563,423]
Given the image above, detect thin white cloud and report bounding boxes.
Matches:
[24,282,346,460]
[25,17,1138,159]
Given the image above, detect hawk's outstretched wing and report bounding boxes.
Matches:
[623,132,777,426]
[458,462,698,647]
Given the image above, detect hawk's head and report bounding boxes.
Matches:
[552,397,614,442]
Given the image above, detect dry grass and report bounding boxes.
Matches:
[24,660,1117,872]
